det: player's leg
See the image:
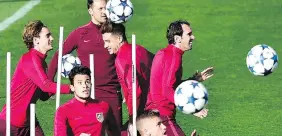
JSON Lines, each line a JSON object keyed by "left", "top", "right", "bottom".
{"left": 0, "top": 119, "right": 27, "bottom": 136}
{"left": 96, "top": 91, "right": 123, "bottom": 129}
{"left": 0, "top": 119, "right": 28, "bottom": 136}
{"left": 9, "top": 122, "right": 45, "bottom": 136}
{"left": 0, "top": 119, "right": 46, "bottom": 136}
{"left": 160, "top": 116, "right": 185, "bottom": 136}
{"left": 121, "top": 130, "right": 128, "bottom": 136}
{"left": 12, "top": 127, "right": 28, "bottom": 136}
{"left": 35, "top": 122, "right": 45, "bottom": 136}
{"left": 121, "top": 120, "right": 130, "bottom": 136}
{"left": 0, "top": 119, "right": 6, "bottom": 135}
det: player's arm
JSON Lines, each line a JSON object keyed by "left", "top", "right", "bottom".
{"left": 105, "top": 105, "right": 121, "bottom": 136}
{"left": 161, "top": 54, "right": 181, "bottom": 104}
{"left": 54, "top": 107, "right": 68, "bottom": 136}
{"left": 23, "top": 56, "right": 70, "bottom": 94}
{"left": 47, "top": 29, "right": 79, "bottom": 81}
{"left": 124, "top": 64, "right": 142, "bottom": 116}
{"left": 115, "top": 62, "right": 129, "bottom": 109}
{"left": 115, "top": 61, "right": 141, "bottom": 116}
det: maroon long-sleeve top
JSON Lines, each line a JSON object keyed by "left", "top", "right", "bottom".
{"left": 48, "top": 21, "right": 120, "bottom": 97}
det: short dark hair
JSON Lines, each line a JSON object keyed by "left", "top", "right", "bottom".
{"left": 136, "top": 110, "right": 160, "bottom": 122}
{"left": 68, "top": 66, "right": 91, "bottom": 85}
{"left": 87, "top": 0, "right": 107, "bottom": 9}
{"left": 166, "top": 20, "right": 190, "bottom": 44}
{"left": 87, "top": 0, "right": 93, "bottom": 9}
{"left": 100, "top": 20, "right": 127, "bottom": 42}
{"left": 22, "top": 20, "right": 47, "bottom": 49}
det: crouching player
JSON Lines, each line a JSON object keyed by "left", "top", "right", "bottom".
{"left": 146, "top": 20, "right": 214, "bottom": 136}
{"left": 54, "top": 66, "right": 120, "bottom": 136}
{"left": 100, "top": 21, "right": 154, "bottom": 135}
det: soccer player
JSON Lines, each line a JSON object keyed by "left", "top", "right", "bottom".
{"left": 146, "top": 20, "right": 214, "bottom": 136}
{"left": 54, "top": 66, "right": 120, "bottom": 136}
{"left": 137, "top": 110, "right": 167, "bottom": 136}
{"left": 136, "top": 110, "right": 199, "bottom": 136}
{"left": 47, "top": 0, "right": 123, "bottom": 129}
{"left": 0, "top": 20, "right": 71, "bottom": 136}
{"left": 100, "top": 21, "right": 154, "bottom": 134}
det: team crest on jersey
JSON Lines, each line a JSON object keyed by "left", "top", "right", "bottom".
{"left": 96, "top": 112, "right": 104, "bottom": 123}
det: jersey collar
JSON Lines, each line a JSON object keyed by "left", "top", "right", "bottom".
{"left": 29, "top": 48, "right": 47, "bottom": 59}
{"left": 168, "top": 44, "right": 184, "bottom": 55}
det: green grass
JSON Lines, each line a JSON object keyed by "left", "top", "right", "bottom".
{"left": 0, "top": 0, "right": 28, "bottom": 22}
{"left": 1, "top": 0, "right": 282, "bottom": 135}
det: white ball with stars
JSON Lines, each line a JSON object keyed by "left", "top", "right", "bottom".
{"left": 106, "top": 0, "right": 134, "bottom": 24}
{"left": 174, "top": 80, "right": 208, "bottom": 114}
{"left": 246, "top": 44, "right": 278, "bottom": 76}
{"left": 61, "top": 54, "right": 82, "bottom": 78}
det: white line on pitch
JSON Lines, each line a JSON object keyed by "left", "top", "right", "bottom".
{"left": 0, "top": 0, "right": 41, "bottom": 32}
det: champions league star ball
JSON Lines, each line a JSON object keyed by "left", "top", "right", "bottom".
{"left": 174, "top": 80, "right": 208, "bottom": 114}
{"left": 106, "top": 0, "right": 134, "bottom": 24}
{"left": 61, "top": 54, "right": 81, "bottom": 78}
{"left": 246, "top": 44, "right": 278, "bottom": 76}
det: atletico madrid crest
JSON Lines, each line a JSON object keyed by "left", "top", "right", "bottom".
{"left": 96, "top": 112, "right": 104, "bottom": 123}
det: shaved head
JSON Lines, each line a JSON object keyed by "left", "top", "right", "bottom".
{"left": 137, "top": 110, "right": 167, "bottom": 136}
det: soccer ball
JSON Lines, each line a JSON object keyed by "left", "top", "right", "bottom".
{"left": 174, "top": 80, "right": 208, "bottom": 114}
{"left": 106, "top": 0, "right": 134, "bottom": 24}
{"left": 61, "top": 54, "right": 81, "bottom": 78}
{"left": 246, "top": 44, "right": 278, "bottom": 76}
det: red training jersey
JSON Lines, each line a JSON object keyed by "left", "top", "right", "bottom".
{"left": 146, "top": 44, "right": 184, "bottom": 118}
{"left": 115, "top": 42, "right": 154, "bottom": 116}
{"left": 48, "top": 21, "right": 120, "bottom": 97}
{"left": 0, "top": 48, "right": 70, "bottom": 127}
{"left": 54, "top": 98, "right": 120, "bottom": 136}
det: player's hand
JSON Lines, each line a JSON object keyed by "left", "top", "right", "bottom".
{"left": 194, "top": 67, "right": 214, "bottom": 82}
{"left": 193, "top": 108, "right": 208, "bottom": 119}
{"left": 50, "top": 94, "right": 56, "bottom": 100}
{"left": 80, "top": 133, "right": 91, "bottom": 136}
{"left": 123, "top": 98, "right": 126, "bottom": 103}
{"left": 191, "top": 129, "right": 199, "bottom": 136}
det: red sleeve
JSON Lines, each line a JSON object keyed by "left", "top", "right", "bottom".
{"left": 47, "top": 29, "right": 79, "bottom": 81}
{"left": 161, "top": 53, "right": 181, "bottom": 104}
{"left": 54, "top": 106, "right": 68, "bottom": 136}
{"left": 115, "top": 61, "right": 128, "bottom": 101}
{"left": 115, "top": 59, "right": 141, "bottom": 116}
{"left": 23, "top": 55, "right": 70, "bottom": 94}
